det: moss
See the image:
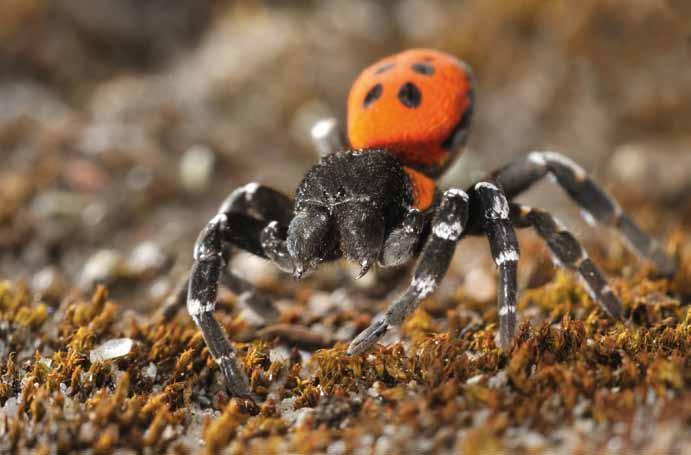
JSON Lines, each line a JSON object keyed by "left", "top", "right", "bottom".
{"left": 0, "top": 231, "right": 689, "bottom": 453}
{"left": 2, "top": 187, "right": 685, "bottom": 446}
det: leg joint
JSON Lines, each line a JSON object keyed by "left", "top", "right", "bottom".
{"left": 474, "top": 182, "right": 510, "bottom": 221}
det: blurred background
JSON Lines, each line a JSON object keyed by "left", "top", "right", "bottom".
{"left": 1, "top": 0, "right": 690, "bottom": 310}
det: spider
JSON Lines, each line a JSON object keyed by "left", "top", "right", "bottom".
{"left": 167, "top": 49, "right": 675, "bottom": 397}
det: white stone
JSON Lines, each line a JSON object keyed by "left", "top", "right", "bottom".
{"left": 90, "top": 338, "right": 134, "bottom": 363}
{"left": 180, "top": 144, "right": 215, "bottom": 192}
{"left": 79, "top": 249, "right": 123, "bottom": 289}
{"left": 144, "top": 363, "right": 157, "bottom": 380}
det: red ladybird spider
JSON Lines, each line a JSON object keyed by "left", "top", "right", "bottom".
{"left": 165, "top": 49, "right": 675, "bottom": 398}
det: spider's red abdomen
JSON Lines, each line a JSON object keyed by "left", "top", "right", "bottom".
{"left": 347, "top": 49, "right": 474, "bottom": 179}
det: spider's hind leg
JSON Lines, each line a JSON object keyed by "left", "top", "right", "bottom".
{"left": 492, "top": 151, "right": 675, "bottom": 276}
{"left": 509, "top": 202, "right": 623, "bottom": 320}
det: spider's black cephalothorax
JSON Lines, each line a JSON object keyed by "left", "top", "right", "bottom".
{"left": 289, "top": 150, "right": 415, "bottom": 278}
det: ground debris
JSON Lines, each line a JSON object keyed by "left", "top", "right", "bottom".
{"left": 89, "top": 338, "right": 134, "bottom": 363}
{"left": 6, "top": 247, "right": 690, "bottom": 454}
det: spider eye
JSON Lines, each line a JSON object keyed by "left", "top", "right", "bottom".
{"left": 397, "top": 82, "right": 421, "bottom": 108}
{"left": 363, "top": 83, "right": 383, "bottom": 108}
{"left": 411, "top": 63, "right": 434, "bottom": 75}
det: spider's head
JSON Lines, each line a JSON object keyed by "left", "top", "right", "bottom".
{"left": 289, "top": 149, "right": 414, "bottom": 279}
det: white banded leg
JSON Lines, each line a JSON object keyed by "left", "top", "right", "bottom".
{"left": 187, "top": 213, "right": 252, "bottom": 397}
{"left": 347, "top": 188, "right": 470, "bottom": 355}
{"left": 492, "top": 151, "right": 675, "bottom": 276}
{"left": 163, "top": 183, "right": 292, "bottom": 321}
{"left": 473, "top": 182, "right": 520, "bottom": 350}
{"left": 509, "top": 203, "right": 623, "bottom": 320}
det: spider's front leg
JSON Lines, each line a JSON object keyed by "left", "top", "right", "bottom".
{"left": 162, "top": 183, "right": 293, "bottom": 321}
{"left": 347, "top": 188, "right": 470, "bottom": 356}
{"left": 184, "top": 183, "right": 296, "bottom": 397}
{"left": 472, "top": 182, "right": 521, "bottom": 349}
{"left": 492, "top": 151, "right": 675, "bottom": 275}
{"left": 187, "top": 212, "right": 257, "bottom": 397}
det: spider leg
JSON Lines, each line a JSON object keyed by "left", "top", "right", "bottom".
{"left": 172, "top": 182, "right": 294, "bottom": 397}
{"left": 187, "top": 212, "right": 257, "bottom": 397}
{"left": 162, "top": 268, "right": 278, "bottom": 321}
{"left": 218, "top": 182, "right": 293, "bottom": 226}
{"left": 472, "top": 182, "right": 521, "bottom": 350}
{"left": 162, "top": 183, "right": 293, "bottom": 320}
{"left": 509, "top": 202, "right": 623, "bottom": 319}
{"left": 347, "top": 188, "right": 469, "bottom": 355}
{"left": 492, "top": 151, "right": 675, "bottom": 276}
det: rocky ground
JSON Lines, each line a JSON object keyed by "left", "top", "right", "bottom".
{"left": 0, "top": 1, "right": 690, "bottom": 453}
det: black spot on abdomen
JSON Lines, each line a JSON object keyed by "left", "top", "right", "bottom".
{"left": 397, "top": 82, "right": 421, "bottom": 108}
{"left": 375, "top": 63, "right": 395, "bottom": 74}
{"left": 363, "top": 83, "right": 383, "bottom": 108}
{"left": 411, "top": 63, "right": 434, "bottom": 75}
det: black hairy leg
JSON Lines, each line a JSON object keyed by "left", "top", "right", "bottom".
{"left": 180, "top": 183, "right": 296, "bottom": 397}
{"left": 187, "top": 211, "right": 253, "bottom": 397}
{"left": 161, "top": 183, "right": 293, "bottom": 321}
{"left": 471, "top": 182, "right": 521, "bottom": 349}
{"left": 509, "top": 203, "right": 623, "bottom": 319}
{"left": 492, "top": 151, "right": 675, "bottom": 276}
{"left": 347, "top": 188, "right": 469, "bottom": 355}
{"left": 162, "top": 266, "right": 278, "bottom": 322}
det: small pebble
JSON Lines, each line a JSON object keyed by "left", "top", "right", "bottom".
{"left": 81, "top": 201, "right": 108, "bottom": 227}
{"left": 465, "top": 374, "right": 484, "bottom": 385}
{"left": 488, "top": 371, "right": 508, "bottom": 389}
{"left": 126, "top": 241, "right": 168, "bottom": 276}
{"left": 63, "top": 159, "right": 110, "bottom": 192}
{"left": 463, "top": 268, "right": 496, "bottom": 302}
{"left": 307, "top": 291, "right": 335, "bottom": 318}
{"left": 144, "top": 363, "right": 157, "bottom": 380}
{"left": 89, "top": 338, "right": 134, "bottom": 363}
{"left": 327, "top": 440, "right": 347, "bottom": 455}
{"left": 180, "top": 145, "right": 215, "bottom": 192}
{"left": 79, "top": 249, "right": 123, "bottom": 289}
{"left": 32, "top": 266, "right": 66, "bottom": 300}
{"left": 31, "top": 191, "right": 90, "bottom": 218}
